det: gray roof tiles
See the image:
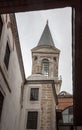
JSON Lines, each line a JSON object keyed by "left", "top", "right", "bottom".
{"left": 38, "top": 22, "right": 55, "bottom": 47}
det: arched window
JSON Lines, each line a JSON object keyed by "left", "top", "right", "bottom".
{"left": 62, "top": 106, "right": 73, "bottom": 124}
{"left": 42, "top": 59, "right": 49, "bottom": 76}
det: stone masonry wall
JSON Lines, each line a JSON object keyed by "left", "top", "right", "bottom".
{"left": 32, "top": 47, "right": 59, "bottom": 78}
{"left": 41, "top": 83, "right": 55, "bottom": 130}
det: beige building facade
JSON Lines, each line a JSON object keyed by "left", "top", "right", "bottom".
{"left": 20, "top": 22, "right": 62, "bottom": 130}
{"left": 0, "top": 14, "right": 25, "bottom": 130}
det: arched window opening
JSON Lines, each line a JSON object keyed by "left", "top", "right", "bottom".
{"left": 42, "top": 59, "right": 49, "bottom": 76}
{"left": 62, "top": 106, "right": 73, "bottom": 124}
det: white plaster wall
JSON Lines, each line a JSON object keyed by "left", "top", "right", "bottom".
{"left": 20, "top": 83, "right": 42, "bottom": 130}
{"left": 0, "top": 14, "right": 24, "bottom": 130}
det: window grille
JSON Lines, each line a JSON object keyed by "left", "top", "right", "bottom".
{"left": 30, "top": 88, "right": 39, "bottom": 101}
{"left": 26, "top": 111, "right": 38, "bottom": 129}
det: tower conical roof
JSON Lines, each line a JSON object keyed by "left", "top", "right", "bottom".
{"left": 37, "top": 21, "right": 55, "bottom": 47}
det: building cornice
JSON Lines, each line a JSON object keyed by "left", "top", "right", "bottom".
{"left": 31, "top": 45, "right": 60, "bottom": 53}
{"left": 26, "top": 79, "right": 54, "bottom": 84}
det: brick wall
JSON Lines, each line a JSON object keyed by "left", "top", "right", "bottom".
{"left": 57, "top": 97, "right": 73, "bottom": 110}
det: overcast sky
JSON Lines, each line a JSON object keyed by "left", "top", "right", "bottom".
{"left": 15, "top": 7, "right": 72, "bottom": 94}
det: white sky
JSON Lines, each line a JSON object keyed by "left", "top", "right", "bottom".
{"left": 15, "top": 7, "right": 72, "bottom": 94}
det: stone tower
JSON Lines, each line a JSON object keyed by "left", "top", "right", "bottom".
{"left": 32, "top": 21, "right": 61, "bottom": 94}
{"left": 20, "top": 22, "right": 62, "bottom": 130}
